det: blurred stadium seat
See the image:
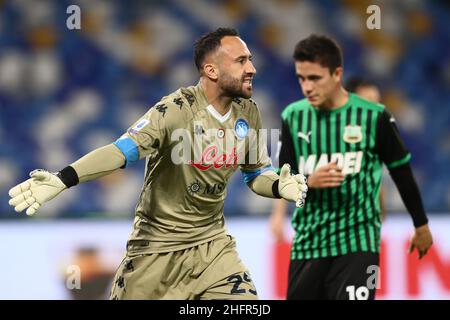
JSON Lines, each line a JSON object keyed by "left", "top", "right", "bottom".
{"left": 0, "top": 0, "right": 449, "bottom": 218}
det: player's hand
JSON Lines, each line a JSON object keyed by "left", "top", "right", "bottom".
{"left": 409, "top": 224, "right": 433, "bottom": 259}
{"left": 278, "top": 164, "right": 308, "bottom": 208}
{"left": 8, "top": 169, "right": 67, "bottom": 216}
{"left": 307, "top": 162, "right": 345, "bottom": 189}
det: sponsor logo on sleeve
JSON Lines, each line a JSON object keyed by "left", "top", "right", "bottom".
{"left": 128, "top": 119, "right": 150, "bottom": 135}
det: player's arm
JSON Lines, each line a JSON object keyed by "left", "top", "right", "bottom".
{"left": 8, "top": 101, "right": 170, "bottom": 216}
{"left": 247, "top": 164, "right": 307, "bottom": 207}
{"left": 278, "top": 118, "right": 297, "bottom": 173}
{"left": 7, "top": 143, "right": 126, "bottom": 216}
{"left": 269, "top": 117, "right": 298, "bottom": 241}
{"left": 390, "top": 164, "right": 432, "bottom": 259}
{"left": 376, "top": 109, "right": 433, "bottom": 259}
{"left": 68, "top": 144, "right": 126, "bottom": 183}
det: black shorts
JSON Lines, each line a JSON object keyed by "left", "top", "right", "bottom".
{"left": 287, "top": 252, "right": 379, "bottom": 300}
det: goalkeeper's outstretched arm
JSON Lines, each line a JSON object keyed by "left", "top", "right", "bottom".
{"left": 248, "top": 164, "right": 308, "bottom": 208}
{"left": 8, "top": 143, "right": 125, "bottom": 216}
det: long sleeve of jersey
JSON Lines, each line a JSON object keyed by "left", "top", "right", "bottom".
{"left": 70, "top": 144, "right": 126, "bottom": 183}
{"left": 389, "top": 164, "right": 428, "bottom": 227}
{"left": 375, "top": 109, "right": 428, "bottom": 227}
{"left": 114, "top": 101, "right": 172, "bottom": 167}
{"left": 279, "top": 118, "right": 298, "bottom": 174}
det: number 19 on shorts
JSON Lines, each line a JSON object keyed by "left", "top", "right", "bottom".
{"left": 346, "top": 285, "right": 370, "bottom": 300}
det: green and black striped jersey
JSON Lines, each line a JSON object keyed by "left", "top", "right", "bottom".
{"left": 279, "top": 93, "right": 411, "bottom": 259}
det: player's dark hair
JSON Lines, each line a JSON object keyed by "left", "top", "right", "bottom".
{"left": 293, "top": 34, "right": 343, "bottom": 73}
{"left": 194, "top": 27, "right": 239, "bottom": 72}
{"left": 345, "top": 77, "right": 378, "bottom": 92}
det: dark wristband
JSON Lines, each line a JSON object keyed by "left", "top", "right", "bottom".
{"left": 57, "top": 166, "right": 79, "bottom": 188}
{"left": 272, "top": 179, "right": 282, "bottom": 199}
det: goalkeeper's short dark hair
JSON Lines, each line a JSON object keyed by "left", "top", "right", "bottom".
{"left": 293, "top": 34, "right": 343, "bottom": 74}
{"left": 194, "top": 27, "right": 239, "bottom": 73}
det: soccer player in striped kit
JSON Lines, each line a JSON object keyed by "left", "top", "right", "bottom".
{"left": 270, "top": 34, "right": 433, "bottom": 300}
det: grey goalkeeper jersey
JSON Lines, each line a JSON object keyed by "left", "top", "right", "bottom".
{"left": 114, "top": 83, "right": 272, "bottom": 254}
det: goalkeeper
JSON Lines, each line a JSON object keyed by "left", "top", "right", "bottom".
{"left": 8, "top": 28, "right": 307, "bottom": 300}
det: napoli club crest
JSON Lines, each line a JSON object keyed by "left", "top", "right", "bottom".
{"left": 234, "top": 118, "right": 249, "bottom": 140}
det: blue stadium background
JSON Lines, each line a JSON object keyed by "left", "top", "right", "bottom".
{"left": 0, "top": 0, "right": 449, "bottom": 218}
